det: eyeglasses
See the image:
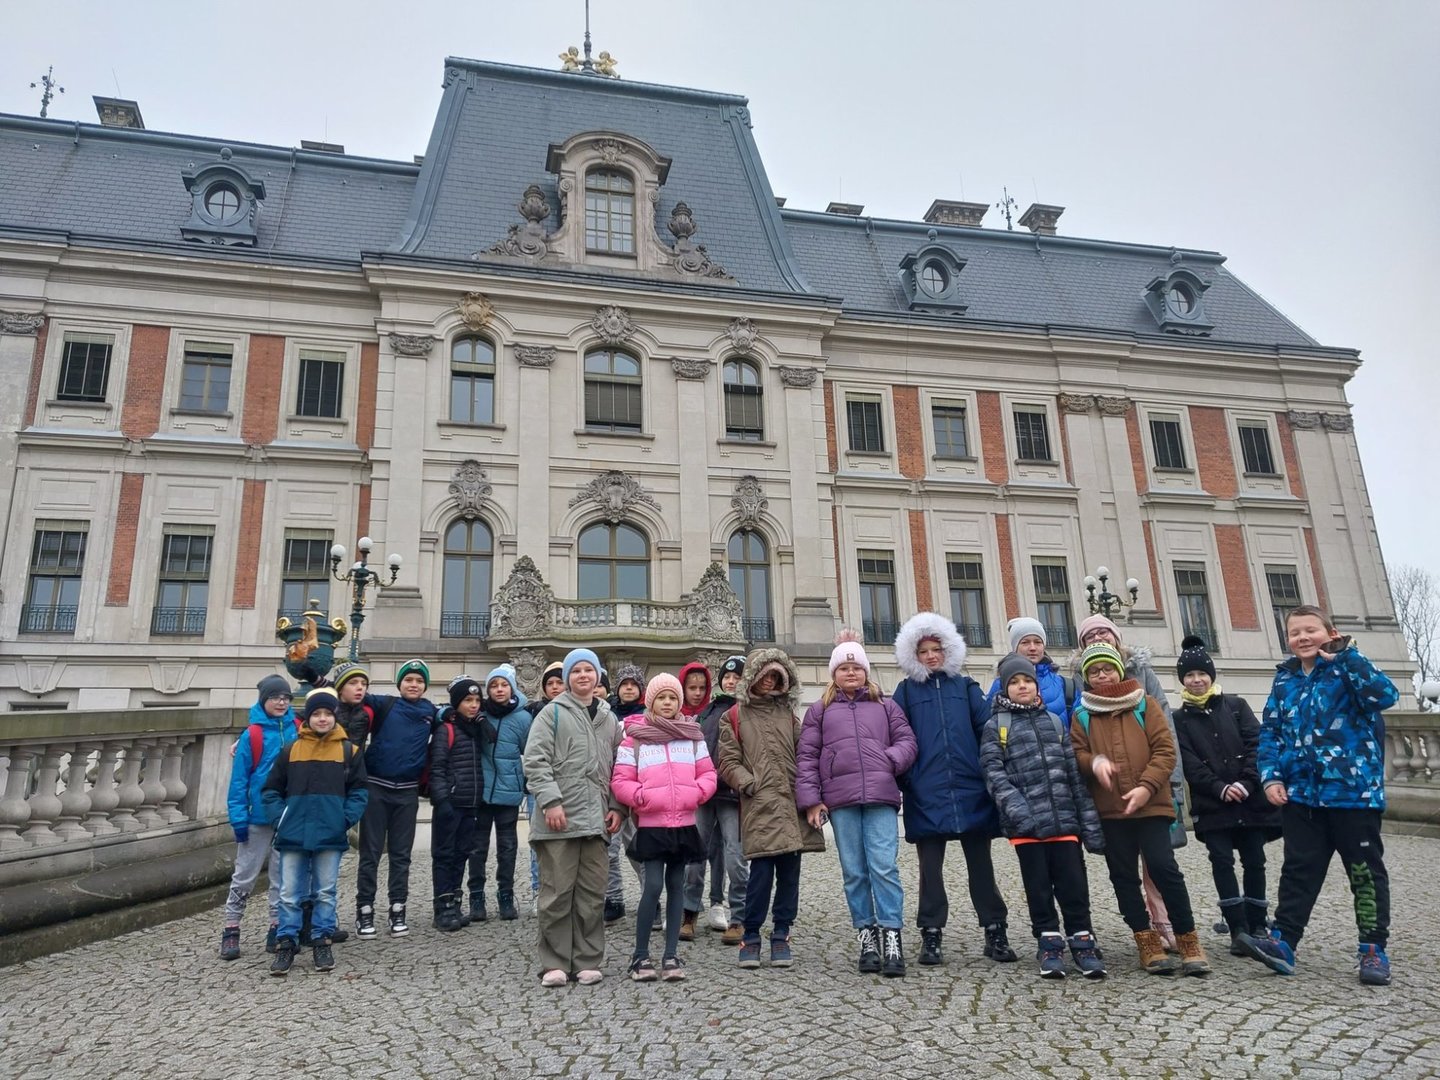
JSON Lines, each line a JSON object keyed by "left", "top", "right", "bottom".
{"left": 267, "top": 694, "right": 291, "bottom": 703}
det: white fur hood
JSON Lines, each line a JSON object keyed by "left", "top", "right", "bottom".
{"left": 893, "top": 612, "right": 968, "bottom": 682}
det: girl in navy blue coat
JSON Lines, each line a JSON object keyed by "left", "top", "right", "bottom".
{"left": 892, "top": 612, "right": 1015, "bottom": 967}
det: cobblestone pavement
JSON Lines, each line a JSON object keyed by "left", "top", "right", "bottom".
{"left": 4, "top": 826, "right": 1439, "bottom": 1080}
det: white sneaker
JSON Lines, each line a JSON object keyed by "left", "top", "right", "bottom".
{"left": 707, "top": 904, "right": 729, "bottom": 932}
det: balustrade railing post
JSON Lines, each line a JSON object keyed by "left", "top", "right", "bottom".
{"left": 110, "top": 746, "right": 145, "bottom": 833}
{"left": 84, "top": 742, "right": 121, "bottom": 836}
{"left": 54, "top": 744, "right": 93, "bottom": 842}
{"left": 134, "top": 739, "right": 167, "bottom": 830}
{"left": 0, "top": 747, "right": 35, "bottom": 851}
{"left": 1388, "top": 732, "right": 1410, "bottom": 782}
{"left": 20, "top": 745, "right": 64, "bottom": 846}
{"left": 157, "top": 737, "right": 190, "bottom": 824}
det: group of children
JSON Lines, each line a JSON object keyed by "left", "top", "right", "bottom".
{"left": 222, "top": 598, "right": 1400, "bottom": 988}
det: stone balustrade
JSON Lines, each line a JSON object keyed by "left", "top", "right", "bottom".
{"left": 1387, "top": 711, "right": 1440, "bottom": 786}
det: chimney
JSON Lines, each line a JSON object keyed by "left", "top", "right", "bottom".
{"left": 1018, "top": 203, "right": 1064, "bottom": 236}
{"left": 93, "top": 96, "right": 144, "bottom": 130}
{"left": 825, "top": 201, "right": 864, "bottom": 216}
{"left": 301, "top": 140, "right": 345, "bottom": 154}
{"left": 774, "top": 196, "right": 786, "bottom": 207}
{"left": 923, "top": 199, "right": 988, "bottom": 228}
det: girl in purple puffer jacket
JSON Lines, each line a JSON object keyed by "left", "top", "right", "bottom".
{"left": 798, "top": 633, "right": 918, "bottom": 977}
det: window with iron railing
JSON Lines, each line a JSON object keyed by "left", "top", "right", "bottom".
{"left": 728, "top": 529, "right": 773, "bottom": 641}
{"left": 278, "top": 529, "right": 333, "bottom": 621}
{"left": 858, "top": 549, "right": 898, "bottom": 645}
{"left": 441, "top": 518, "right": 493, "bottom": 637}
{"left": 22, "top": 521, "right": 87, "bottom": 634}
{"left": 1032, "top": 559, "right": 1075, "bottom": 648}
{"left": 153, "top": 526, "right": 213, "bottom": 636}
{"left": 947, "top": 556, "right": 990, "bottom": 648}
{"left": 1266, "top": 565, "right": 1303, "bottom": 651}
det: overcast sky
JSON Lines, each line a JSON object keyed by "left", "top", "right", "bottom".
{"left": 4, "top": 1, "right": 1436, "bottom": 590}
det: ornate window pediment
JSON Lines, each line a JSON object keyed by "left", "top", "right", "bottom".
{"left": 1143, "top": 263, "right": 1214, "bottom": 336}
{"left": 899, "top": 240, "right": 968, "bottom": 313}
{"left": 180, "top": 148, "right": 266, "bottom": 246}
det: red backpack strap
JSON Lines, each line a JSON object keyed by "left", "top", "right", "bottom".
{"left": 447, "top": 721, "right": 456, "bottom": 748}
{"left": 248, "top": 724, "right": 265, "bottom": 767}
{"left": 727, "top": 704, "right": 741, "bottom": 744}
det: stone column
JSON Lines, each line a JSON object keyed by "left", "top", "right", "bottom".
{"left": 83, "top": 742, "right": 121, "bottom": 836}
{"left": 134, "top": 740, "right": 168, "bottom": 830}
{"left": 513, "top": 345, "right": 556, "bottom": 566}
{"left": 20, "top": 746, "right": 63, "bottom": 846}
{"left": 54, "top": 745, "right": 93, "bottom": 841}
{"left": 158, "top": 737, "right": 191, "bottom": 824}
{"left": 673, "top": 361, "right": 713, "bottom": 587}
{"left": 0, "top": 747, "right": 35, "bottom": 850}
{"left": 0, "top": 314, "right": 43, "bottom": 572}
{"left": 110, "top": 746, "right": 145, "bottom": 833}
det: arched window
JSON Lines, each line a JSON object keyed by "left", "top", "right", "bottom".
{"left": 723, "top": 359, "right": 764, "bottom": 441}
{"left": 728, "top": 529, "right": 773, "bottom": 641}
{"left": 440, "top": 519, "right": 493, "bottom": 636}
{"left": 583, "top": 348, "right": 642, "bottom": 432}
{"left": 584, "top": 169, "right": 635, "bottom": 254}
{"left": 449, "top": 336, "right": 495, "bottom": 424}
{"left": 578, "top": 521, "right": 650, "bottom": 600}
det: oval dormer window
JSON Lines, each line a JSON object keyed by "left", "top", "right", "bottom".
{"left": 204, "top": 182, "right": 242, "bottom": 223}
{"left": 1167, "top": 283, "right": 1195, "bottom": 315}
{"left": 919, "top": 261, "right": 949, "bottom": 296}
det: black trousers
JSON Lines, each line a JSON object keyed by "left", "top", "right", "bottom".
{"left": 1274, "top": 805, "right": 1389, "bottom": 949}
{"left": 468, "top": 802, "right": 521, "bottom": 899}
{"left": 1014, "top": 840, "right": 1092, "bottom": 938}
{"left": 741, "top": 852, "right": 802, "bottom": 939}
{"left": 1202, "top": 826, "right": 1271, "bottom": 908}
{"left": 431, "top": 800, "right": 479, "bottom": 899}
{"left": 356, "top": 783, "right": 419, "bottom": 907}
{"left": 914, "top": 833, "right": 1008, "bottom": 930}
{"left": 1100, "top": 817, "right": 1195, "bottom": 936}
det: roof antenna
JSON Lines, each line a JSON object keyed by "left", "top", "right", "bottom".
{"left": 995, "top": 186, "right": 1017, "bottom": 231}
{"left": 30, "top": 65, "right": 65, "bottom": 119}
{"left": 111, "top": 68, "right": 123, "bottom": 97}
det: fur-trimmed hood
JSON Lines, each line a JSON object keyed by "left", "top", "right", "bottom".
{"left": 738, "top": 647, "right": 803, "bottom": 708}
{"left": 893, "top": 612, "right": 968, "bottom": 682}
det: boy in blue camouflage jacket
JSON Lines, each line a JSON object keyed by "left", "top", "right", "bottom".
{"left": 1247, "top": 605, "right": 1399, "bottom": 985}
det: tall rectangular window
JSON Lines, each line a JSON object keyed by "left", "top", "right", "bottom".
{"left": 1150, "top": 414, "right": 1187, "bottom": 469}
{"left": 947, "top": 556, "right": 990, "bottom": 647}
{"left": 932, "top": 403, "right": 970, "bottom": 459}
{"left": 280, "top": 529, "right": 333, "bottom": 619}
{"left": 21, "top": 521, "right": 86, "bottom": 634}
{"left": 1032, "top": 559, "right": 1074, "bottom": 648}
{"left": 153, "top": 526, "right": 213, "bottom": 636}
{"left": 1266, "top": 565, "right": 1303, "bottom": 650}
{"left": 295, "top": 349, "right": 345, "bottom": 419}
{"left": 1174, "top": 563, "right": 1217, "bottom": 646}
{"left": 583, "top": 349, "right": 643, "bottom": 432}
{"left": 723, "top": 359, "right": 764, "bottom": 441}
{"left": 178, "top": 342, "right": 233, "bottom": 413}
{"left": 1238, "top": 420, "right": 1277, "bottom": 475}
{"left": 56, "top": 334, "right": 114, "bottom": 403}
{"left": 857, "top": 549, "right": 898, "bottom": 645}
{"left": 846, "top": 395, "right": 885, "bottom": 453}
{"left": 1013, "top": 405, "right": 1053, "bottom": 462}
{"left": 584, "top": 170, "right": 636, "bottom": 254}
{"left": 449, "top": 337, "right": 496, "bottom": 424}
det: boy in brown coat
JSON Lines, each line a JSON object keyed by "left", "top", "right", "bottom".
{"left": 1072, "top": 643, "right": 1209, "bottom": 977}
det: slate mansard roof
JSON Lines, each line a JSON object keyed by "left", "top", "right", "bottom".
{"left": 0, "top": 57, "right": 1338, "bottom": 355}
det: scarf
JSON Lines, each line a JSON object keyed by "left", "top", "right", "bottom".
{"left": 994, "top": 693, "right": 1045, "bottom": 716}
{"left": 1181, "top": 684, "right": 1223, "bottom": 708}
{"left": 1080, "top": 678, "right": 1145, "bottom": 716}
{"left": 629, "top": 714, "right": 704, "bottom": 744}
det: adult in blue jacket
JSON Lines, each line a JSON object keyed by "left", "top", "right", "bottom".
{"left": 893, "top": 613, "right": 1014, "bottom": 968}
{"left": 985, "top": 617, "right": 1076, "bottom": 725}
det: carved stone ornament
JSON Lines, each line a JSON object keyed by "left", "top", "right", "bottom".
{"left": 0, "top": 311, "right": 44, "bottom": 335}
{"left": 596, "top": 138, "right": 625, "bottom": 166}
{"left": 488, "top": 185, "right": 553, "bottom": 258}
{"left": 1059, "top": 392, "right": 1096, "bottom": 414}
{"left": 1095, "top": 395, "right": 1132, "bottom": 416}
{"left": 590, "top": 305, "right": 636, "bottom": 346}
{"left": 568, "top": 469, "right": 661, "bottom": 524}
{"left": 509, "top": 647, "right": 548, "bottom": 699}
{"left": 490, "top": 556, "right": 554, "bottom": 637}
{"left": 1322, "top": 412, "right": 1354, "bottom": 433}
{"left": 515, "top": 344, "right": 557, "bottom": 368}
{"left": 664, "top": 203, "right": 731, "bottom": 280}
{"left": 388, "top": 332, "right": 438, "bottom": 357}
{"left": 458, "top": 292, "right": 496, "bottom": 332}
{"left": 731, "top": 475, "right": 768, "bottom": 528}
{"left": 690, "top": 561, "right": 744, "bottom": 640}
{"left": 1286, "top": 410, "right": 1323, "bottom": 429}
{"left": 777, "top": 365, "right": 817, "bottom": 388}
{"left": 727, "top": 317, "right": 758, "bottom": 355}
{"left": 448, "top": 460, "right": 493, "bottom": 521}
{"left": 670, "top": 357, "right": 711, "bottom": 380}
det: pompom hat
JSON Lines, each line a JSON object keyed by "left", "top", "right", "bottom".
{"left": 1176, "top": 635, "right": 1217, "bottom": 681}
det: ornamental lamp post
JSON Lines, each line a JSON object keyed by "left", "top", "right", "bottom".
{"left": 330, "top": 535, "right": 403, "bottom": 661}
{"left": 1082, "top": 566, "right": 1141, "bottom": 621}
{"left": 1420, "top": 680, "right": 1440, "bottom": 713}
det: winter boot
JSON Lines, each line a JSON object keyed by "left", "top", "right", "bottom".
{"left": 857, "top": 925, "right": 882, "bottom": 974}
{"left": 356, "top": 903, "right": 376, "bottom": 937}
{"left": 918, "top": 928, "right": 944, "bottom": 967}
{"left": 1358, "top": 943, "right": 1392, "bottom": 986}
{"left": 679, "top": 910, "right": 698, "bottom": 942}
{"left": 388, "top": 902, "right": 410, "bottom": 936}
{"left": 983, "top": 922, "right": 1018, "bottom": 962}
{"left": 330, "top": 928, "right": 349, "bottom": 943}
{"left": 443, "top": 894, "right": 467, "bottom": 932}
{"left": 269, "top": 937, "right": 296, "bottom": 977}
{"left": 1220, "top": 898, "right": 1248, "bottom": 956}
{"left": 312, "top": 936, "right": 335, "bottom": 972}
{"left": 1068, "top": 931, "right": 1107, "bottom": 979}
{"left": 219, "top": 926, "right": 240, "bottom": 961}
{"left": 497, "top": 891, "right": 518, "bottom": 921}
{"left": 1134, "top": 929, "right": 1179, "bottom": 975}
{"left": 604, "top": 898, "right": 626, "bottom": 924}
{"left": 433, "top": 893, "right": 451, "bottom": 930}
{"left": 1240, "top": 927, "right": 1296, "bottom": 976}
{"left": 1244, "top": 897, "right": 1271, "bottom": 938}
{"left": 880, "top": 928, "right": 906, "bottom": 977}
{"left": 1176, "top": 930, "right": 1212, "bottom": 977}
{"left": 722, "top": 922, "right": 744, "bottom": 946}
{"left": 1036, "top": 932, "right": 1067, "bottom": 978}
{"left": 298, "top": 900, "right": 314, "bottom": 946}
{"left": 469, "top": 894, "right": 488, "bottom": 924}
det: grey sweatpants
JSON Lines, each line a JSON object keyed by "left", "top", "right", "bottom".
{"left": 223, "top": 824, "right": 280, "bottom": 926}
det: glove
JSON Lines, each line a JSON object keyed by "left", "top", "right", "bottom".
{"left": 232, "top": 825, "right": 249, "bottom": 845}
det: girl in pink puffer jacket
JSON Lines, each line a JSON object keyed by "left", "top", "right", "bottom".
{"left": 611, "top": 673, "right": 717, "bottom": 982}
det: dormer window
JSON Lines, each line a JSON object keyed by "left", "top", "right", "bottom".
{"left": 203, "top": 183, "right": 241, "bottom": 223}
{"left": 1144, "top": 263, "right": 1214, "bottom": 336}
{"left": 180, "top": 148, "right": 265, "bottom": 246}
{"left": 899, "top": 241, "right": 968, "bottom": 313}
{"left": 585, "top": 169, "right": 635, "bottom": 254}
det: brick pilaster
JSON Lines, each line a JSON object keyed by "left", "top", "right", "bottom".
{"left": 106, "top": 473, "right": 146, "bottom": 606}
{"left": 119, "top": 325, "right": 170, "bottom": 439}
{"left": 1276, "top": 411, "right": 1306, "bottom": 500}
{"left": 977, "top": 391, "right": 1009, "bottom": 484}
{"left": 357, "top": 341, "right": 379, "bottom": 453}
{"left": 1141, "top": 519, "right": 1163, "bottom": 610}
{"left": 23, "top": 319, "right": 48, "bottom": 427}
{"left": 1189, "top": 406, "right": 1238, "bottom": 499}
{"left": 994, "top": 512, "right": 1019, "bottom": 620}
{"left": 356, "top": 483, "right": 372, "bottom": 541}
{"left": 894, "top": 386, "right": 925, "bottom": 479}
{"left": 242, "top": 334, "right": 285, "bottom": 446}
{"left": 908, "top": 509, "right": 933, "bottom": 611}
{"left": 822, "top": 379, "right": 838, "bottom": 473}
{"left": 231, "top": 479, "right": 267, "bottom": 609}
{"left": 1124, "top": 407, "right": 1149, "bottom": 494}
{"left": 830, "top": 505, "right": 844, "bottom": 621}
{"left": 1213, "top": 523, "right": 1260, "bottom": 630}
{"left": 1303, "top": 526, "right": 1330, "bottom": 614}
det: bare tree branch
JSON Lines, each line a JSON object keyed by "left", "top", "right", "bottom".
{"left": 1390, "top": 564, "right": 1440, "bottom": 708}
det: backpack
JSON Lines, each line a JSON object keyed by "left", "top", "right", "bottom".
{"left": 994, "top": 708, "right": 1066, "bottom": 757}
{"left": 1073, "top": 695, "right": 1147, "bottom": 735}
{"left": 1059, "top": 675, "right": 1076, "bottom": 713}
{"left": 246, "top": 717, "right": 303, "bottom": 768}
{"left": 419, "top": 720, "right": 456, "bottom": 801}
{"left": 727, "top": 704, "right": 741, "bottom": 744}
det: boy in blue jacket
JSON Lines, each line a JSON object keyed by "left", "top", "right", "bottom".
{"left": 355, "top": 658, "right": 438, "bottom": 938}
{"left": 219, "top": 674, "right": 298, "bottom": 960}
{"left": 1246, "top": 605, "right": 1400, "bottom": 985}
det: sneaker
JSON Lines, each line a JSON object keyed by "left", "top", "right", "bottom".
{"left": 356, "top": 905, "right": 376, "bottom": 937}
{"left": 1068, "top": 932, "right": 1106, "bottom": 979}
{"left": 629, "top": 956, "right": 658, "bottom": 982}
{"left": 919, "top": 928, "right": 943, "bottom": 967}
{"left": 707, "top": 904, "right": 729, "bottom": 932}
{"left": 540, "top": 968, "right": 568, "bottom": 988}
{"left": 738, "top": 938, "right": 762, "bottom": 969}
{"left": 722, "top": 922, "right": 744, "bottom": 946}
{"left": 880, "top": 928, "right": 906, "bottom": 978}
{"left": 269, "top": 937, "right": 295, "bottom": 977}
{"left": 265, "top": 924, "right": 278, "bottom": 954}
{"left": 1037, "top": 933, "right": 1067, "bottom": 978}
{"left": 1358, "top": 944, "right": 1391, "bottom": 986}
{"left": 660, "top": 956, "right": 687, "bottom": 981}
{"left": 857, "top": 925, "right": 882, "bottom": 974}
{"left": 312, "top": 936, "right": 335, "bottom": 972}
{"left": 388, "top": 903, "right": 410, "bottom": 937}
{"left": 983, "top": 922, "right": 1018, "bottom": 963}
{"left": 770, "top": 934, "right": 792, "bottom": 968}
{"left": 498, "top": 892, "right": 518, "bottom": 921}
{"left": 575, "top": 969, "right": 604, "bottom": 985}
{"left": 1240, "top": 928, "right": 1296, "bottom": 976}
{"left": 329, "top": 928, "right": 349, "bottom": 944}
{"left": 219, "top": 926, "right": 240, "bottom": 961}
{"left": 679, "top": 911, "right": 697, "bottom": 942}
{"left": 604, "top": 899, "right": 626, "bottom": 924}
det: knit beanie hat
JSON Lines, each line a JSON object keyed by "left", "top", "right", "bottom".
{"left": 395, "top": 659, "right": 430, "bottom": 688}
{"left": 257, "top": 674, "right": 292, "bottom": 703}
{"left": 541, "top": 661, "right": 564, "bottom": 687}
{"left": 720, "top": 654, "right": 746, "bottom": 679}
{"left": 598, "top": 669, "right": 611, "bottom": 694}
{"left": 828, "top": 639, "right": 872, "bottom": 677}
{"left": 484, "top": 664, "right": 521, "bottom": 701}
{"left": 996, "top": 653, "right": 1038, "bottom": 694}
{"left": 615, "top": 663, "right": 646, "bottom": 690}
{"left": 302, "top": 688, "right": 339, "bottom": 720}
{"left": 448, "top": 674, "right": 482, "bottom": 708}
{"left": 1077, "top": 614, "right": 1122, "bottom": 646}
{"left": 1006, "top": 617, "right": 1047, "bottom": 651}
{"left": 562, "top": 648, "right": 602, "bottom": 687}
{"left": 1176, "top": 635, "right": 1217, "bottom": 681}
{"left": 1080, "top": 642, "right": 1126, "bottom": 681}
{"left": 330, "top": 661, "right": 369, "bottom": 693}
{"left": 644, "top": 673, "right": 684, "bottom": 709}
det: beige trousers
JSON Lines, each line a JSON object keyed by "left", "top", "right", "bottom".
{"left": 534, "top": 836, "right": 609, "bottom": 976}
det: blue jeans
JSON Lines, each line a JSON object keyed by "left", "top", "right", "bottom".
{"left": 828, "top": 804, "right": 904, "bottom": 930}
{"left": 276, "top": 848, "right": 343, "bottom": 943}
{"left": 526, "top": 795, "right": 540, "bottom": 894}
